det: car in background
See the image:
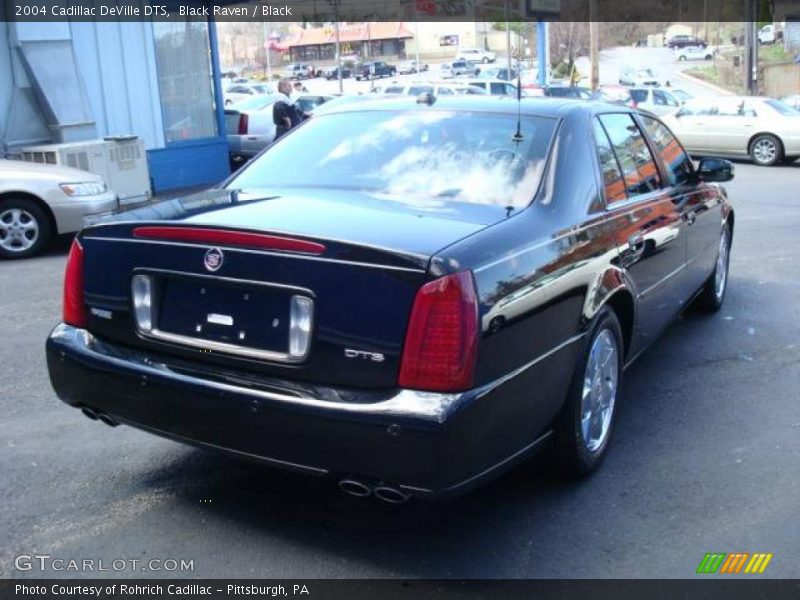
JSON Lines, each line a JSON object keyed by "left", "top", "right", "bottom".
{"left": 543, "top": 85, "right": 592, "bottom": 99}
{"left": 674, "top": 46, "right": 715, "bottom": 61}
{"left": 440, "top": 59, "right": 479, "bottom": 79}
{"left": 478, "top": 67, "right": 519, "bottom": 81}
{"left": 667, "top": 34, "right": 707, "bottom": 49}
{"left": 619, "top": 67, "right": 666, "bottom": 87}
{"left": 456, "top": 47, "right": 496, "bottom": 63}
{"left": 590, "top": 85, "right": 636, "bottom": 107}
{"left": 223, "top": 83, "right": 274, "bottom": 106}
{"left": 629, "top": 87, "right": 681, "bottom": 115}
{"left": 397, "top": 60, "right": 428, "bottom": 74}
{"left": 671, "top": 89, "right": 693, "bottom": 104}
{"left": 662, "top": 96, "right": 800, "bottom": 166}
{"left": 377, "top": 81, "right": 487, "bottom": 96}
{"left": 780, "top": 94, "right": 800, "bottom": 111}
{"left": 462, "top": 79, "right": 520, "bottom": 96}
{"left": 354, "top": 61, "right": 396, "bottom": 81}
{"left": 284, "top": 63, "right": 314, "bottom": 80}
{"left": 48, "top": 97, "right": 736, "bottom": 501}
{"left": 0, "top": 159, "right": 117, "bottom": 258}
{"left": 324, "top": 66, "right": 352, "bottom": 80}
{"left": 225, "top": 94, "right": 333, "bottom": 166}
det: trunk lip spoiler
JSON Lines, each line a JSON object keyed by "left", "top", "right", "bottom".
{"left": 80, "top": 235, "right": 428, "bottom": 274}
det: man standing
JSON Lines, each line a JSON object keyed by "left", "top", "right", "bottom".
{"left": 273, "top": 79, "right": 299, "bottom": 140}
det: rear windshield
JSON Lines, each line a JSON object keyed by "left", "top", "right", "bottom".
{"left": 231, "top": 110, "right": 556, "bottom": 208}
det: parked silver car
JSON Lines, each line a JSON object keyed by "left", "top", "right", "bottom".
{"left": 0, "top": 160, "right": 117, "bottom": 258}
{"left": 629, "top": 87, "right": 681, "bottom": 115}
{"left": 662, "top": 96, "right": 800, "bottom": 166}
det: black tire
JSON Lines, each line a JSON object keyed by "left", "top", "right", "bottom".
{"left": 679, "top": 55, "right": 686, "bottom": 61}
{"left": 0, "top": 197, "right": 52, "bottom": 259}
{"left": 483, "top": 57, "right": 489, "bottom": 64}
{"left": 696, "top": 223, "right": 731, "bottom": 312}
{"left": 749, "top": 133, "right": 783, "bottom": 166}
{"left": 552, "top": 307, "right": 624, "bottom": 478}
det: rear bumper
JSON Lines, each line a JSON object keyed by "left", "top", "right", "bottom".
{"left": 46, "top": 324, "right": 555, "bottom": 498}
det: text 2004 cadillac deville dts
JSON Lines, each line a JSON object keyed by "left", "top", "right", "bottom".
{"left": 47, "top": 97, "right": 735, "bottom": 502}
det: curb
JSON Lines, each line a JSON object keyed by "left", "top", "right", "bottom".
{"left": 674, "top": 70, "right": 734, "bottom": 96}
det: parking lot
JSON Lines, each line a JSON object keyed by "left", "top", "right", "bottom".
{"left": 2, "top": 159, "right": 798, "bottom": 578}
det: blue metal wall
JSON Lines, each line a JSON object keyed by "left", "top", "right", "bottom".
{"left": 2, "top": 20, "right": 229, "bottom": 193}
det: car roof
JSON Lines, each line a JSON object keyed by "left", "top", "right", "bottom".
{"left": 307, "top": 95, "right": 630, "bottom": 119}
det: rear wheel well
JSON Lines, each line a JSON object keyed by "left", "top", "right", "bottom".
{"left": 0, "top": 191, "right": 58, "bottom": 235}
{"left": 605, "top": 291, "right": 634, "bottom": 359}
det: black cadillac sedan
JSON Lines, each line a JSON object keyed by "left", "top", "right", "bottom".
{"left": 47, "top": 96, "right": 734, "bottom": 502}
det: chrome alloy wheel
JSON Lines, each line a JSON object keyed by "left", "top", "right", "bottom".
{"left": 0, "top": 208, "right": 39, "bottom": 253}
{"left": 580, "top": 329, "right": 619, "bottom": 453}
{"left": 714, "top": 230, "right": 729, "bottom": 300}
{"left": 753, "top": 138, "right": 777, "bottom": 165}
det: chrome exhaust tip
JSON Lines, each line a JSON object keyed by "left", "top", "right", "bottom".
{"left": 97, "top": 413, "right": 119, "bottom": 427}
{"left": 338, "top": 479, "right": 372, "bottom": 498}
{"left": 81, "top": 407, "right": 99, "bottom": 421}
{"left": 373, "top": 485, "right": 411, "bottom": 505}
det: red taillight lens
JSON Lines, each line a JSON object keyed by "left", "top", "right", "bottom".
{"left": 398, "top": 271, "right": 479, "bottom": 393}
{"left": 63, "top": 239, "right": 88, "bottom": 328}
{"left": 238, "top": 113, "right": 248, "bottom": 134}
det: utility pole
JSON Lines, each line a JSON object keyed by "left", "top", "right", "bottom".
{"left": 415, "top": 19, "right": 421, "bottom": 82}
{"left": 536, "top": 21, "right": 547, "bottom": 86}
{"left": 744, "top": 0, "right": 758, "bottom": 95}
{"left": 333, "top": 6, "right": 342, "bottom": 93}
{"left": 589, "top": 1, "right": 599, "bottom": 90}
{"left": 504, "top": 0, "right": 512, "bottom": 78}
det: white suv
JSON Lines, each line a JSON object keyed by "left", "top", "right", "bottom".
{"left": 456, "top": 48, "right": 496, "bottom": 64}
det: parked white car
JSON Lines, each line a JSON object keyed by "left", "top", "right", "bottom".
{"left": 440, "top": 59, "right": 479, "bottom": 79}
{"left": 283, "top": 63, "right": 314, "bottom": 80}
{"left": 460, "top": 79, "right": 520, "bottom": 96}
{"left": 377, "top": 81, "right": 487, "bottom": 96}
{"left": 223, "top": 83, "right": 274, "bottom": 107}
{"left": 456, "top": 48, "right": 496, "bottom": 64}
{"left": 662, "top": 96, "right": 800, "bottom": 166}
{"left": 674, "top": 46, "right": 715, "bottom": 61}
{"left": 397, "top": 60, "right": 428, "bottom": 74}
{"left": 629, "top": 87, "right": 681, "bottom": 115}
{"left": 0, "top": 159, "right": 118, "bottom": 258}
{"left": 618, "top": 66, "right": 667, "bottom": 87}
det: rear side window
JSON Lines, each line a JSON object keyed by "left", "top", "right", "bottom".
{"left": 408, "top": 85, "right": 434, "bottom": 95}
{"left": 630, "top": 89, "right": 648, "bottom": 103}
{"left": 384, "top": 86, "right": 405, "bottom": 94}
{"left": 639, "top": 115, "right": 693, "bottom": 186}
{"left": 598, "top": 114, "right": 661, "bottom": 197}
{"left": 437, "top": 87, "right": 454, "bottom": 95}
{"left": 592, "top": 120, "right": 627, "bottom": 204}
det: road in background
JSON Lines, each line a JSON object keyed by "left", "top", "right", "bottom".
{"left": 2, "top": 160, "right": 799, "bottom": 578}
{"left": 283, "top": 47, "right": 729, "bottom": 99}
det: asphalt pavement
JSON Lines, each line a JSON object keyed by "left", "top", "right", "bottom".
{"left": 2, "top": 152, "right": 799, "bottom": 578}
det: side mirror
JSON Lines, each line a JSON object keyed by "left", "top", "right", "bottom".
{"left": 696, "top": 158, "right": 734, "bottom": 182}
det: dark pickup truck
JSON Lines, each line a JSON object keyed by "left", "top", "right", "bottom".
{"left": 354, "top": 61, "right": 396, "bottom": 81}
{"left": 667, "top": 35, "right": 707, "bottom": 49}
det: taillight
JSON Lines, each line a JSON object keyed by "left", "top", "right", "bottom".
{"left": 238, "top": 113, "right": 248, "bottom": 134}
{"left": 398, "top": 271, "right": 479, "bottom": 392}
{"left": 63, "top": 239, "right": 88, "bottom": 328}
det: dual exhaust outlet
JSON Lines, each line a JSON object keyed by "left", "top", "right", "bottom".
{"left": 81, "top": 406, "right": 119, "bottom": 428}
{"left": 338, "top": 478, "right": 411, "bottom": 504}
{"left": 81, "top": 406, "right": 407, "bottom": 503}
